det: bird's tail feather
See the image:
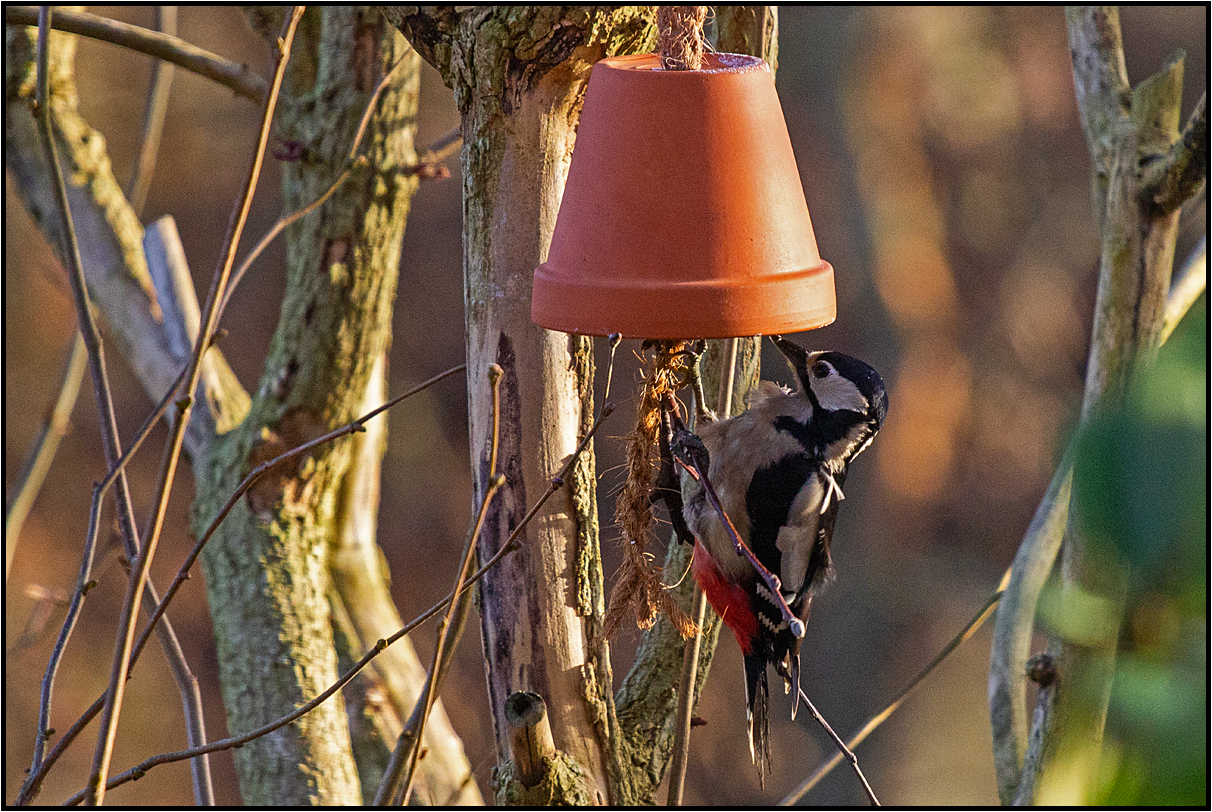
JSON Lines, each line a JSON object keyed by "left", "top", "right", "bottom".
{"left": 744, "top": 653, "right": 772, "bottom": 787}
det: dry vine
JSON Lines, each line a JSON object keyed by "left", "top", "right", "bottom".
{"left": 603, "top": 341, "right": 699, "bottom": 641}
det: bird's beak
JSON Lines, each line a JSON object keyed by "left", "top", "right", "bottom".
{"left": 770, "top": 334, "right": 808, "bottom": 367}
{"left": 770, "top": 335, "right": 815, "bottom": 394}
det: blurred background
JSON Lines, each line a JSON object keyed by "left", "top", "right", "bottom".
{"left": 5, "top": 6, "right": 1206, "bottom": 806}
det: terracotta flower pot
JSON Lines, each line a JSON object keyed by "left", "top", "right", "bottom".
{"left": 532, "top": 52, "right": 836, "bottom": 339}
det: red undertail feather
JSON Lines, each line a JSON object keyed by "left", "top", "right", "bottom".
{"left": 692, "top": 540, "right": 758, "bottom": 654}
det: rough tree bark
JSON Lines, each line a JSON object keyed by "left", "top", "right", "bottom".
{"left": 386, "top": 7, "right": 778, "bottom": 804}
{"left": 7, "top": 8, "right": 478, "bottom": 805}
{"left": 383, "top": 8, "right": 658, "bottom": 803}
{"left": 188, "top": 8, "right": 462, "bottom": 804}
{"left": 990, "top": 7, "right": 1205, "bottom": 804}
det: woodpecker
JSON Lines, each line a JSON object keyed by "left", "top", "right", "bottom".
{"left": 667, "top": 335, "right": 887, "bottom": 782}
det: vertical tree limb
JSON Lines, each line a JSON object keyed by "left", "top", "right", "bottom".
{"left": 385, "top": 7, "right": 658, "bottom": 805}
{"left": 191, "top": 8, "right": 422, "bottom": 803}
{"left": 989, "top": 9, "right": 1200, "bottom": 804}
{"left": 328, "top": 353, "right": 483, "bottom": 805}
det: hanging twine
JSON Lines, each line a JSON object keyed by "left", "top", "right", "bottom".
{"left": 657, "top": 6, "right": 708, "bottom": 71}
{"left": 602, "top": 342, "right": 698, "bottom": 642}
{"left": 600, "top": 7, "right": 711, "bottom": 641}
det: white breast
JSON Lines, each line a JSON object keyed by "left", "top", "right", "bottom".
{"left": 774, "top": 472, "right": 825, "bottom": 594}
{"left": 680, "top": 387, "right": 815, "bottom": 581}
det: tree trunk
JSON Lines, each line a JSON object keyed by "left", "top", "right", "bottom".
{"left": 385, "top": 7, "right": 656, "bottom": 804}
{"left": 8, "top": 8, "right": 483, "bottom": 805}
{"left": 190, "top": 8, "right": 457, "bottom": 803}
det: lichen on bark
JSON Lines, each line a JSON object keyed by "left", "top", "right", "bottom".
{"left": 191, "top": 8, "right": 423, "bottom": 804}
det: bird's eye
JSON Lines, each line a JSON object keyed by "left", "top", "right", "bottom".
{"left": 812, "top": 361, "right": 831, "bottom": 379}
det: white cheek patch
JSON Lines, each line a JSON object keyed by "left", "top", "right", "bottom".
{"left": 812, "top": 372, "right": 868, "bottom": 413}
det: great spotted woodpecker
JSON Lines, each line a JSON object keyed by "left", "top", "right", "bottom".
{"left": 664, "top": 335, "right": 887, "bottom": 782}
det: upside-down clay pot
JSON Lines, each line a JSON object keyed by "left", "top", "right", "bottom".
{"left": 532, "top": 52, "right": 836, "bottom": 339}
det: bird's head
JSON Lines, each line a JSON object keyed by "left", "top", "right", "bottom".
{"left": 771, "top": 335, "right": 888, "bottom": 432}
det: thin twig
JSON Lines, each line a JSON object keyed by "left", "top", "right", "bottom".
{"left": 124, "top": 6, "right": 176, "bottom": 213}
{"left": 416, "top": 125, "right": 462, "bottom": 165}
{"left": 16, "top": 334, "right": 202, "bottom": 807}
{"left": 18, "top": 365, "right": 467, "bottom": 804}
{"left": 603, "top": 333, "right": 622, "bottom": 405}
{"left": 782, "top": 570, "right": 1009, "bottom": 805}
{"left": 217, "top": 52, "right": 413, "bottom": 319}
{"left": 84, "top": 9, "right": 305, "bottom": 804}
{"left": 1160, "top": 234, "right": 1207, "bottom": 345}
{"left": 60, "top": 390, "right": 616, "bottom": 806}
{"left": 795, "top": 687, "right": 880, "bottom": 806}
{"left": 5, "top": 332, "right": 86, "bottom": 581}
{"left": 393, "top": 365, "right": 505, "bottom": 806}
{"left": 4, "top": 5, "right": 267, "bottom": 102}
{"left": 131, "top": 363, "right": 465, "bottom": 672}
{"left": 666, "top": 589, "right": 707, "bottom": 806}
{"left": 26, "top": 7, "right": 155, "bottom": 794}
{"left": 668, "top": 337, "right": 738, "bottom": 806}
{"left": 119, "top": 11, "right": 214, "bottom": 801}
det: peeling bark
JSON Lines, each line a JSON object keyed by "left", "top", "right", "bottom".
{"left": 384, "top": 7, "right": 656, "bottom": 804}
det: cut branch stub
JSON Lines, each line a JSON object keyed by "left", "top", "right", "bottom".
{"left": 504, "top": 691, "right": 556, "bottom": 788}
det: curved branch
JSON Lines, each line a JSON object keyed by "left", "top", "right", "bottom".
{"left": 1161, "top": 235, "right": 1208, "bottom": 345}
{"left": 987, "top": 454, "right": 1073, "bottom": 803}
{"left": 4, "top": 5, "right": 266, "bottom": 102}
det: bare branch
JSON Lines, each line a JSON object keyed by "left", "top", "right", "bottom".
{"left": 668, "top": 336, "right": 739, "bottom": 806}
{"left": 795, "top": 688, "right": 880, "bottom": 806}
{"left": 1161, "top": 235, "right": 1208, "bottom": 345}
{"left": 1008, "top": 15, "right": 1190, "bottom": 806}
{"left": 5, "top": 13, "right": 244, "bottom": 460}
{"left": 4, "top": 5, "right": 267, "bottom": 102}
{"left": 26, "top": 9, "right": 156, "bottom": 792}
{"left": 784, "top": 571, "right": 1008, "bottom": 805}
{"left": 1066, "top": 7, "right": 1130, "bottom": 178}
{"left": 16, "top": 364, "right": 467, "bottom": 805}
{"left": 665, "top": 590, "right": 707, "bottom": 806}
{"left": 391, "top": 365, "right": 505, "bottom": 806}
{"left": 84, "top": 9, "right": 306, "bottom": 804}
{"left": 988, "top": 454, "right": 1073, "bottom": 803}
{"left": 5, "top": 333, "right": 86, "bottom": 581}
{"left": 1141, "top": 92, "right": 1208, "bottom": 214}
{"left": 123, "top": 6, "right": 176, "bottom": 212}
{"left": 58, "top": 389, "right": 614, "bottom": 806}
{"left": 1012, "top": 653, "right": 1058, "bottom": 806}
{"left": 217, "top": 52, "right": 413, "bottom": 320}
{"left": 144, "top": 219, "right": 250, "bottom": 433}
